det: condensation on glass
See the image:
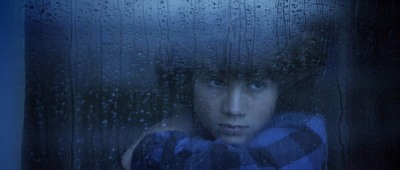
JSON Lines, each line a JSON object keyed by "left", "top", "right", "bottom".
{"left": 22, "top": 0, "right": 400, "bottom": 169}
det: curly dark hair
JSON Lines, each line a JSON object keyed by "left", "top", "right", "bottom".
{"left": 156, "top": 30, "right": 328, "bottom": 88}
{"left": 153, "top": 19, "right": 334, "bottom": 114}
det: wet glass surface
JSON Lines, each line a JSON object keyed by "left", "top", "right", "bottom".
{"left": 21, "top": 0, "right": 400, "bottom": 169}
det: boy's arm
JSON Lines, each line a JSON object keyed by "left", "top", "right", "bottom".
{"left": 128, "top": 113, "right": 328, "bottom": 170}
{"left": 248, "top": 113, "right": 328, "bottom": 169}
{"left": 121, "top": 113, "right": 192, "bottom": 170}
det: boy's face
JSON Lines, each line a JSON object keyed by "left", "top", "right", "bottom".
{"left": 193, "top": 69, "right": 278, "bottom": 144}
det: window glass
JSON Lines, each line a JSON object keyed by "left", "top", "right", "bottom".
{"left": 22, "top": 0, "right": 400, "bottom": 169}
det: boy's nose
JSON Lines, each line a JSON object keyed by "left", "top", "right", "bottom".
{"left": 223, "top": 85, "right": 246, "bottom": 116}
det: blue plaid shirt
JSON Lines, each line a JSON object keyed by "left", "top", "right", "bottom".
{"left": 132, "top": 113, "right": 328, "bottom": 170}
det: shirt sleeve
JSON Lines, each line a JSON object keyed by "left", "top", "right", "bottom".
{"left": 131, "top": 131, "right": 187, "bottom": 169}
{"left": 248, "top": 113, "right": 328, "bottom": 170}
{"left": 131, "top": 113, "right": 328, "bottom": 170}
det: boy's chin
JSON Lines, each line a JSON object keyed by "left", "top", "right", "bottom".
{"left": 219, "top": 135, "right": 250, "bottom": 145}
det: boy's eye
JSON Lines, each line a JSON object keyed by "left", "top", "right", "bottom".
{"left": 248, "top": 81, "right": 267, "bottom": 90}
{"left": 206, "top": 79, "right": 225, "bottom": 87}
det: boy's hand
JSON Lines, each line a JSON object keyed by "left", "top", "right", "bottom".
{"left": 121, "top": 113, "right": 192, "bottom": 170}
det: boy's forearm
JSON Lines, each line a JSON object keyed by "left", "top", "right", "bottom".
{"left": 130, "top": 113, "right": 328, "bottom": 169}
{"left": 122, "top": 113, "right": 192, "bottom": 170}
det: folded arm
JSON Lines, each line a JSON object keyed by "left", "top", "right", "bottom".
{"left": 121, "top": 113, "right": 192, "bottom": 170}
{"left": 129, "top": 113, "right": 328, "bottom": 170}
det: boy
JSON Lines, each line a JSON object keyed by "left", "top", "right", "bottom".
{"left": 122, "top": 52, "right": 328, "bottom": 169}
{"left": 122, "top": 0, "right": 334, "bottom": 169}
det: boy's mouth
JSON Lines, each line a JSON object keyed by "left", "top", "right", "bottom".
{"left": 218, "top": 123, "right": 249, "bottom": 135}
